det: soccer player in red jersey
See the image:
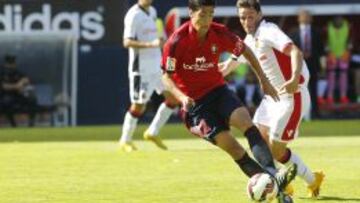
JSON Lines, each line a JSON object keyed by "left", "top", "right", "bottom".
{"left": 161, "top": 0, "right": 295, "bottom": 202}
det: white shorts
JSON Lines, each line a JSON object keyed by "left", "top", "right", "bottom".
{"left": 129, "top": 72, "right": 164, "bottom": 104}
{"left": 253, "top": 87, "right": 311, "bottom": 143}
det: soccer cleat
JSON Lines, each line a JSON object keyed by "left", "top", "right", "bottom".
{"left": 143, "top": 131, "right": 168, "bottom": 150}
{"left": 284, "top": 183, "right": 294, "bottom": 196}
{"left": 275, "top": 164, "right": 297, "bottom": 192}
{"left": 307, "top": 171, "right": 325, "bottom": 198}
{"left": 119, "top": 141, "right": 137, "bottom": 152}
{"left": 277, "top": 192, "right": 294, "bottom": 203}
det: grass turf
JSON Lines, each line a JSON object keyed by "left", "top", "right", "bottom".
{"left": 0, "top": 120, "right": 359, "bottom": 203}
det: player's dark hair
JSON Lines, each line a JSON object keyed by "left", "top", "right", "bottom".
{"left": 188, "top": 0, "right": 216, "bottom": 11}
{"left": 236, "top": 0, "right": 261, "bottom": 13}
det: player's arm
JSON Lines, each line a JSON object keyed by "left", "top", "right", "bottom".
{"left": 1, "top": 75, "right": 29, "bottom": 92}
{"left": 218, "top": 57, "right": 241, "bottom": 77}
{"left": 280, "top": 43, "right": 303, "bottom": 94}
{"left": 242, "top": 45, "right": 280, "bottom": 101}
{"left": 123, "top": 38, "right": 162, "bottom": 49}
{"left": 266, "top": 24, "right": 303, "bottom": 94}
{"left": 162, "top": 73, "right": 194, "bottom": 111}
{"left": 219, "top": 27, "right": 279, "bottom": 101}
{"left": 161, "top": 37, "right": 194, "bottom": 111}
{"left": 2, "top": 82, "right": 21, "bottom": 91}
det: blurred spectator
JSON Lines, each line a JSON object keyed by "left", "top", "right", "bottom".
{"left": 0, "top": 55, "right": 38, "bottom": 127}
{"left": 325, "top": 16, "right": 352, "bottom": 104}
{"left": 290, "top": 9, "right": 324, "bottom": 118}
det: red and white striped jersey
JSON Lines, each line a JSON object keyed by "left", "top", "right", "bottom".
{"left": 241, "top": 20, "right": 310, "bottom": 91}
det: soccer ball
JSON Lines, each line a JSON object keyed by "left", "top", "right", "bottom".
{"left": 247, "top": 173, "right": 279, "bottom": 202}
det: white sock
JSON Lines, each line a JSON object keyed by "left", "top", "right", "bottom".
{"left": 120, "top": 112, "right": 139, "bottom": 143}
{"left": 245, "top": 84, "right": 255, "bottom": 105}
{"left": 284, "top": 151, "right": 315, "bottom": 185}
{"left": 146, "top": 103, "right": 174, "bottom": 136}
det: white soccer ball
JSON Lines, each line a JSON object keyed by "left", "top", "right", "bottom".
{"left": 247, "top": 173, "right": 279, "bottom": 202}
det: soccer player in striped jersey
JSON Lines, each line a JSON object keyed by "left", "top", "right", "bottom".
{"left": 221, "top": 0, "right": 324, "bottom": 198}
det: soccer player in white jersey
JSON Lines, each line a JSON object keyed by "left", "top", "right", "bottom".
{"left": 220, "top": 0, "right": 324, "bottom": 198}
{"left": 120, "top": 0, "right": 178, "bottom": 152}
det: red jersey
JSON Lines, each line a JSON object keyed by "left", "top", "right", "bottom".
{"left": 162, "top": 21, "right": 245, "bottom": 100}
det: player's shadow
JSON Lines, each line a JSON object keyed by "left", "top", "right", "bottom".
{"left": 299, "top": 196, "right": 360, "bottom": 202}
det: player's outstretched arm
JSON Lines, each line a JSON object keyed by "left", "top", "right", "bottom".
{"left": 242, "top": 46, "right": 280, "bottom": 101}
{"left": 218, "top": 57, "right": 241, "bottom": 77}
{"left": 279, "top": 43, "right": 303, "bottom": 94}
{"left": 123, "top": 38, "right": 161, "bottom": 49}
{"left": 162, "top": 73, "right": 194, "bottom": 111}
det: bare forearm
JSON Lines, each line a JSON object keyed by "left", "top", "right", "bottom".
{"left": 290, "top": 47, "right": 303, "bottom": 82}
{"left": 242, "top": 46, "right": 267, "bottom": 82}
{"left": 162, "top": 73, "right": 186, "bottom": 101}
{"left": 123, "top": 38, "right": 162, "bottom": 49}
{"left": 220, "top": 58, "right": 241, "bottom": 77}
{"left": 123, "top": 38, "right": 152, "bottom": 48}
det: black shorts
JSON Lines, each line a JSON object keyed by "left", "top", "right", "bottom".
{"left": 184, "top": 85, "right": 244, "bottom": 143}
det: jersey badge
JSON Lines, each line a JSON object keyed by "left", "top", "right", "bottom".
{"left": 166, "top": 57, "right": 177, "bottom": 72}
{"left": 211, "top": 44, "right": 218, "bottom": 54}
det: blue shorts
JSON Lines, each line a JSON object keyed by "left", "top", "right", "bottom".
{"left": 184, "top": 85, "right": 244, "bottom": 143}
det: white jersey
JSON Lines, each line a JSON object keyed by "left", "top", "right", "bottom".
{"left": 241, "top": 20, "right": 310, "bottom": 90}
{"left": 123, "top": 4, "right": 161, "bottom": 75}
{"left": 244, "top": 20, "right": 311, "bottom": 143}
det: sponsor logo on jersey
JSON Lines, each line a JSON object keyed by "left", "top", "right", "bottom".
{"left": 195, "top": 56, "right": 206, "bottom": 64}
{"left": 0, "top": 4, "right": 105, "bottom": 41}
{"left": 183, "top": 56, "right": 214, "bottom": 72}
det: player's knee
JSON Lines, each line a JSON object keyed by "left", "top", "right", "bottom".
{"left": 163, "top": 91, "right": 179, "bottom": 105}
{"left": 164, "top": 100, "right": 178, "bottom": 109}
{"left": 230, "top": 107, "right": 253, "bottom": 131}
{"left": 271, "top": 147, "right": 288, "bottom": 162}
{"left": 129, "top": 104, "right": 146, "bottom": 117}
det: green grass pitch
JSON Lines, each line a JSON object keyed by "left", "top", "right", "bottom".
{"left": 0, "top": 120, "right": 360, "bottom": 203}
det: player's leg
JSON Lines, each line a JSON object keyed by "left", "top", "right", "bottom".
{"left": 262, "top": 90, "right": 324, "bottom": 198}
{"left": 211, "top": 132, "right": 294, "bottom": 203}
{"left": 277, "top": 147, "right": 324, "bottom": 198}
{"left": 119, "top": 74, "right": 148, "bottom": 152}
{"left": 119, "top": 103, "right": 146, "bottom": 152}
{"left": 214, "top": 131, "right": 264, "bottom": 177}
{"left": 218, "top": 87, "right": 296, "bottom": 191}
{"left": 143, "top": 77, "right": 179, "bottom": 149}
{"left": 229, "top": 107, "right": 276, "bottom": 174}
{"left": 217, "top": 87, "right": 276, "bottom": 174}
{"left": 185, "top": 87, "right": 293, "bottom": 202}
{"left": 183, "top": 95, "right": 264, "bottom": 177}
{"left": 269, "top": 136, "right": 324, "bottom": 198}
